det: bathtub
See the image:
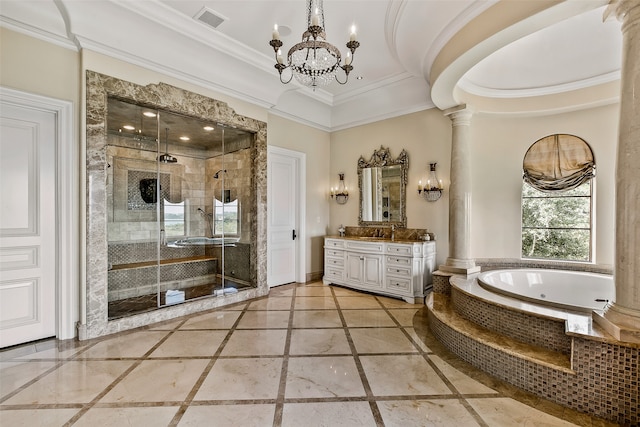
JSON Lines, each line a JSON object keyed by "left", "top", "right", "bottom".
{"left": 169, "top": 236, "right": 239, "bottom": 247}
{"left": 477, "top": 269, "right": 615, "bottom": 312}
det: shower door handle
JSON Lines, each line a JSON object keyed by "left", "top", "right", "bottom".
{"left": 292, "top": 229, "right": 297, "bottom": 240}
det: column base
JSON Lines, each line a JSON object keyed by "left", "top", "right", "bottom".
{"left": 593, "top": 303, "right": 640, "bottom": 344}
{"left": 438, "top": 258, "right": 480, "bottom": 275}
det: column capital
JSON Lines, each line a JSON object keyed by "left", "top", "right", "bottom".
{"left": 444, "top": 104, "right": 473, "bottom": 126}
{"left": 605, "top": 0, "right": 640, "bottom": 27}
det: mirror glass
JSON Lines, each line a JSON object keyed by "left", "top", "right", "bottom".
{"left": 358, "top": 146, "right": 408, "bottom": 227}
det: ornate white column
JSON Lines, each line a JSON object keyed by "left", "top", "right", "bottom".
{"left": 439, "top": 105, "right": 480, "bottom": 275}
{"left": 594, "top": 0, "right": 640, "bottom": 343}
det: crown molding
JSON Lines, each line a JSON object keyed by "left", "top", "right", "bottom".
{"left": 0, "top": 16, "right": 78, "bottom": 51}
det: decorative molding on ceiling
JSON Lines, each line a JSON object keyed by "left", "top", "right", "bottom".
{"left": 0, "top": 16, "right": 78, "bottom": 51}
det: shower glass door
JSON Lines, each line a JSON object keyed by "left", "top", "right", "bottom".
{"left": 106, "top": 97, "right": 255, "bottom": 319}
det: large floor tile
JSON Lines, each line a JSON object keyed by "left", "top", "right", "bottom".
{"left": 285, "top": 356, "right": 365, "bottom": 398}
{"left": 292, "top": 310, "right": 343, "bottom": 328}
{"left": 3, "top": 360, "right": 134, "bottom": 404}
{"left": 220, "top": 329, "right": 287, "bottom": 356}
{"left": 247, "top": 297, "right": 293, "bottom": 311}
{"left": 289, "top": 329, "right": 351, "bottom": 355}
{"left": 74, "top": 407, "right": 178, "bottom": 427}
{"left": 194, "top": 357, "right": 282, "bottom": 401}
{"left": 179, "top": 404, "right": 275, "bottom": 426}
{"left": 342, "top": 309, "right": 397, "bottom": 327}
{"left": 387, "top": 308, "right": 421, "bottom": 326}
{"left": 360, "top": 355, "right": 453, "bottom": 396}
{"left": 0, "top": 360, "right": 57, "bottom": 397}
{"left": 179, "top": 310, "right": 242, "bottom": 329}
{"left": 149, "top": 330, "right": 228, "bottom": 358}
{"left": 79, "top": 330, "right": 169, "bottom": 358}
{"left": 0, "top": 409, "right": 80, "bottom": 426}
{"left": 468, "top": 397, "right": 579, "bottom": 426}
{"left": 236, "top": 310, "right": 291, "bottom": 329}
{"left": 100, "top": 359, "right": 208, "bottom": 403}
{"left": 294, "top": 285, "right": 334, "bottom": 296}
{"left": 336, "top": 296, "right": 383, "bottom": 309}
{"left": 429, "top": 355, "right": 498, "bottom": 395}
{"left": 377, "top": 399, "right": 481, "bottom": 426}
{"left": 294, "top": 297, "right": 337, "bottom": 310}
{"left": 281, "top": 401, "right": 376, "bottom": 427}
{"left": 349, "top": 327, "right": 419, "bottom": 354}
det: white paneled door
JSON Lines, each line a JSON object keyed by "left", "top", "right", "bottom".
{"left": 0, "top": 103, "right": 57, "bottom": 348}
{"left": 267, "top": 147, "right": 302, "bottom": 287}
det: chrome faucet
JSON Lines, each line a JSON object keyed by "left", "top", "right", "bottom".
{"left": 391, "top": 224, "right": 395, "bottom": 240}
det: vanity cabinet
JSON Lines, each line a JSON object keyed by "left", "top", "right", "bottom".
{"left": 323, "top": 237, "right": 436, "bottom": 303}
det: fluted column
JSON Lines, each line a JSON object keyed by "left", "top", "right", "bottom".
{"left": 594, "top": 0, "right": 640, "bottom": 343}
{"left": 439, "top": 105, "right": 480, "bottom": 275}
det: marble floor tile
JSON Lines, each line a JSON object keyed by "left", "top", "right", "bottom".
{"left": 336, "top": 296, "right": 384, "bottom": 309}
{"left": 377, "top": 399, "right": 481, "bottom": 426}
{"left": 236, "top": 310, "right": 291, "bottom": 329}
{"left": 179, "top": 404, "right": 276, "bottom": 426}
{"left": 4, "top": 360, "right": 134, "bottom": 404}
{"left": 467, "top": 397, "right": 579, "bottom": 426}
{"left": 194, "top": 357, "right": 282, "bottom": 401}
{"left": 403, "top": 327, "right": 432, "bottom": 352}
{"left": 285, "top": 356, "right": 365, "bottom": 398}
{"left": 78, "top": 330, "right": 169, "bottom": 358}
{"left": 330, "top": 286, "right": 367, "bottom": 297}
{"left": 292, "top": 310, "right": 343, "bottom": 328}
{"left": 0, "top": 360, "right": 57, "bottom": 397}
{"left": 220, "top": 329, "right": 287, "bottom": 356}
{"left": 149, "top": 330, "right": 228, "bottom": 357}
{"left": 387, "top": 307, "right": 422, "bottom": 326}
{"left": 349, "top": 327, "right": 419, "bottom": 354}
{"left": 179, "top": 310, "right": 242, "bottom": 329}
{"left": 247, "top": 297, "right": 293, "bottom": 311}
{"left": 294, "top": 285, "right": 334, "bottom": 296}
{"left": 378, "top": 296, "right": 420, "bottom": 309}
{"left": 73, "top": 407, "right": 179, "bottom": 427}
{"left": 289, "top": 329, "right": 351, "bottom": 355}
{"left": 428, "top": 355, "right": 498, "bottom": 395}
{"left": 281, "top": 401, "right": 376, "bottom": 427}
{"left": 99, "top": 359, "right": 208, "bottom": 403}
{"left": 341, "top": 309, "right": 397, "bottom": 327}
{"left": 0, "top": 409, "right": 80, "bottom": 426}
{"left": 293, "top": 296, "right": 337, "bottom": 310}
{"left": 360, "top": 355, "right": 453, "bottom": 396}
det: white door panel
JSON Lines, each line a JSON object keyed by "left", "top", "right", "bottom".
{"left": 0, "top": 104, "right": 56, "bottom": 348}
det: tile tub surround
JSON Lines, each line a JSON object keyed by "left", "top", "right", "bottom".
{"left": 427, "top": 273, "right": 639, "bottom": 424}
{"left": 0, "top": 281, "right": 616, "bottom": 427}
{"left": 83, "top": 71, "right": 268, "bottom": 340}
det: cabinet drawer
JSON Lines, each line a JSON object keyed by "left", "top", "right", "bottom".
{"left": 385, "top": 276, "right": 411, "bottom": 293}
{"left": 386, "top": 244, "right": 413, "bottom": 256}
{"left": 386, "top": 265, "right": 412, "bottom": 277}
{"left": 325, "top": 266, "right": 344, "bottom": 281}
{"left": 386, "top": 255, "right": 411, "bottom": 267}
{"left": 325, "top": 248, "right": 344, "bottom": 258}
{"left": 326, "top": 257, "right": 344, "bottom": 267}
{"left": 325, "top": 239, "right": 345, "bottom": 248}
{"left": 345, "top": 241, "right": 384, "bottom": 253}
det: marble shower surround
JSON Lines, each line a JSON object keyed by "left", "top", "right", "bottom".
{"left": 81, "top": 71, "right": 268, "bottom": 340}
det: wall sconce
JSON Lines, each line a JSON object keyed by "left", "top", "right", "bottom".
{"left": 418, "top": 162, "right": 443, "bottom": 202}
{"left": 330, "top": 173, "right": 349, "bottom": 204}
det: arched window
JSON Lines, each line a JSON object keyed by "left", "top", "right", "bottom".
{"left": 521, "top": 134, "right": 594, "bottom": 261}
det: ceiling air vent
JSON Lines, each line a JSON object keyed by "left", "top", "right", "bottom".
{"left": 195, "top": 7, "right": 227, "bottom": 29}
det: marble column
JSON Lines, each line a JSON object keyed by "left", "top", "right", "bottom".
{"left": 439, "top": 105, "right": 480, "bottom": 275}
{"left": 594, "top": 0, "right": 640, "bottom": 343}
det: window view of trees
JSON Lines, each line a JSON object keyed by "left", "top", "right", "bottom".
{"left": 521, "top": 181, "right": 591, "bottom": 261}
{"left": 163, "top": 200, "right": 185, "bottom": 237}
{"left": 214, "top": 199, "right": 239, "bottom": 235}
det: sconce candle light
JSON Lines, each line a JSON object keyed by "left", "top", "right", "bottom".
{"left": 418, "top": 162, "right": 443, "bottom": 202}
{"left": 331, "top": 173, "right": 349, "bottom": 204}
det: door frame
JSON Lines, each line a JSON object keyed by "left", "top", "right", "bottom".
{"left": 267, "top": 145, "right": 306, "bottom": 285}
{"left": 0, "top": 87, "right": 78, "bottom": 341}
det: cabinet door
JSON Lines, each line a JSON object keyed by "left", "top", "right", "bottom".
{"left": 346, "top": 253, "right": 364, "bottom": 283}
{"left": 362, "top": 255, "right": 383, "bottom": 288}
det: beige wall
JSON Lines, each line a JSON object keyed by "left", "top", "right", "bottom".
{"left": 0, "top": 28, "right": 80, "bottom": 103}
{"left": 267, "top": 113, "right": 331, "bottom": 279}
{"left": 470, "top": 104, "right": 618, "bottom": 265}
{"left": 330, "top": 109, "right": 453, "bottom": 267}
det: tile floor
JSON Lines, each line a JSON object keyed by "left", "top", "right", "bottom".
{"left": 0, "top": 282, "right": 616, "bottom": 426}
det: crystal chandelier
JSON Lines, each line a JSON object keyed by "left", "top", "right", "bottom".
{"left": 269, "top": 0, "right": 360, "bottom": 89}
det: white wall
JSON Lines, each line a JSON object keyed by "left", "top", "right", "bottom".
{"left": 470, "top": 104, "right": 618, "bottom": 265}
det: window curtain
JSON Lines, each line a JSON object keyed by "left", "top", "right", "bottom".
{"left": 523, "top": 134, "right": 595, "bottom": 193}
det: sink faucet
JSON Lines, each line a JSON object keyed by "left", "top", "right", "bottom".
{"left": 391, "top": 224, "right": 395, "bottom": 240}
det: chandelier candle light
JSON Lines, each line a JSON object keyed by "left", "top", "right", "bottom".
{"left": 331, "top": 173, "right": 349, "bottom": 204}
{"left": 418, "top": 162, "right": 443, "bottom": 202}
{"left": 269, "top": 0, "right": 360, "bottom": 89}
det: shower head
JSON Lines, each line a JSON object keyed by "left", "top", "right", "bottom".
{"left": 158, "top": 128, "right": 178, "bottom": 164}
{"left": 213, "top": 169, "right": 227, "bottom": 179}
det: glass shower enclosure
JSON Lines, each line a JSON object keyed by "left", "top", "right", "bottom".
{"left": 105, "top": 97, "right": 254, "bottom": 319}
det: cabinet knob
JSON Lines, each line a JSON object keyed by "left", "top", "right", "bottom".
{"left": 359, "top": 256, "right": 364, "bottom": 260}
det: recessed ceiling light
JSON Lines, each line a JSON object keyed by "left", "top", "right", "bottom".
{"left": 203, "top": 126, "right": 214, "bottom": 131}
{"left": 356, "top": 76, "right": 364, "bottom": 80}
{"left": 143, "top": 111, "right": 157, "bottom": 118}
{"left": 123, "top": 125, "right": 135, "bottom": 130}
{"left": 179, "top": 136, "right": 190, "bottom": 141}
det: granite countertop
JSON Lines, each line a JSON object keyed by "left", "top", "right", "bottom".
{"left": 325, "top": 235, "right": 432, "bottom": 244}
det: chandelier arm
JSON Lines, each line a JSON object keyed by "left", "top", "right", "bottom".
{"left": 280, "top": 72, "right": 294, "bottom": 84}
{"left": 335, "top": 71, "right": 348, "bottom": 85}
